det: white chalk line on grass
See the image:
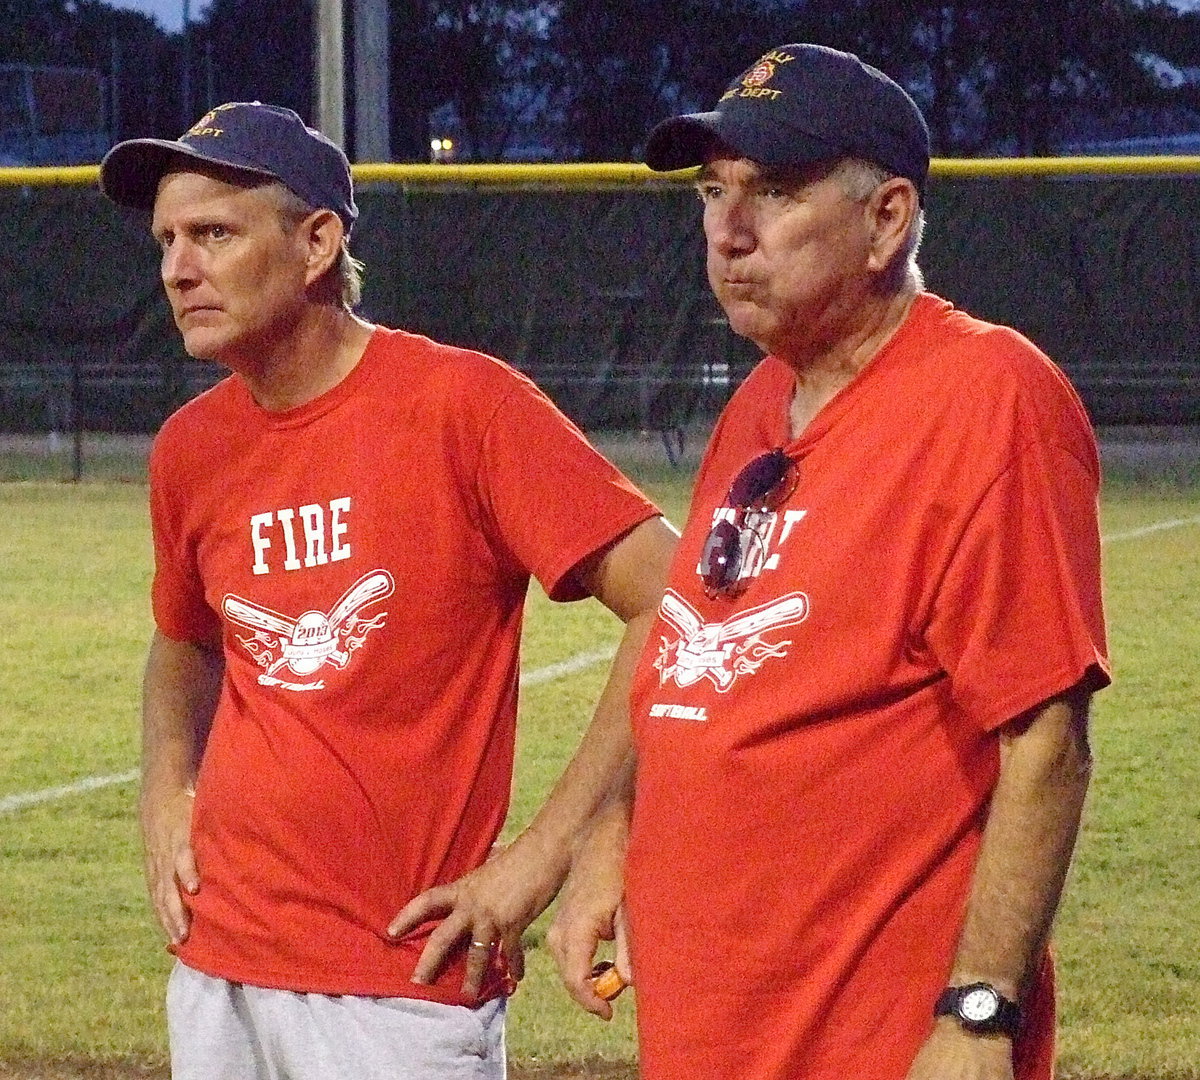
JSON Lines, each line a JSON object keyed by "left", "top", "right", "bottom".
{"left": 0, "top": 648, "right": 620, "bottom": 817}
{"left": 518, "top": 646, "right": 617, "bottom": 687}
{"left": 0, "top": 769, "right": 139, "bottom": 814}
{"left": 6, "top": 509, "right": 1200, "bottom": 818}
{"left": 1101, "top": 513, "right": 1200, "bottom": 544}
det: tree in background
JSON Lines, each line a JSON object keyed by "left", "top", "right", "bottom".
{"left": 0, "top": 0, "right": 89, "bottom": 66}
{"left": 657, "top": 0, "right": 1180, "bottom": 157}
{"left": 0, "top": 0, "right": 176, "bottom": 144}
{"left": 1, "top": 0, "right": 1198, "bottom": 162}
{"left": 544, "top": 0, "right": 796, "bottom": 160}
{"left": 384, "top": 0, "right": 556, "bottom": 161}
{"left": 77, "top": 0, "right": 179, "bottom": 139}
{"left": 197, "top": 0, "right": 313, "bottom": 125}
{"left": 967, "top": 0, "right": 1168, "bottom": 154}
{"left": 537, "top": 0, "right": 1196, "bottom": 159}
{"left": 402, "top": 0, "right": 559, "bottom": 160}
{"left": 1125, "top": 0, "right": 1200, "bottom": 139}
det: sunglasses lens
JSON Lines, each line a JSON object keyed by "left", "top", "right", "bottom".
{"left": 701, "top": 518, "right": 743, "bottom": 593}
{"left": 728, "top": 449, "right": 793, "bottom": 510}
{"left": 702, "top": 449, "right": 795, "bottom": 599}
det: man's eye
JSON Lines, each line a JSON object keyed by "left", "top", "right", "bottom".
{"left": 208, "top": 225, "right": 228, "bottom": 239}
{"left": 695, "top": 184, "right": 723, "bottom": 202}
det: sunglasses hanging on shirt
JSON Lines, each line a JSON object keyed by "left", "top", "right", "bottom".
{"left": 699, "top": 448, "right": 797, "bottom": 599}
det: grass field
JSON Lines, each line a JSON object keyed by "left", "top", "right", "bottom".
{"left": 0, "top": 445, "right": 1197, "bottom": 1078}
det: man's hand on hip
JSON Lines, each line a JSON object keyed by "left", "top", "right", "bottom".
{"left": 140, "top": 785, "right": 199, "bottom": 946}
{"left": 387, "top": 835, "right": 565, "bottom": 999}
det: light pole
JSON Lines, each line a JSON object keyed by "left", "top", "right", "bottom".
{"left": 353, "top": 0, "right": 390, "bottom": 161}
{"left": 315, "top": 0, "right": 346, "bottom": 148}
{"left": 180, "top": 0, "right": 191, "bottom": 124}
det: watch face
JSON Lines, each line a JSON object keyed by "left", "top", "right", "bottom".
{"left": 961, "top": 986, "right": 1000, "bottom": 1023}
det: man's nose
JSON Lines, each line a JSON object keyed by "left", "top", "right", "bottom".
{"left": 161, "top": 239, "right": 199, "bottom": 289}
{"left": 705, "top": 198, "right": 756, "bottom": 258}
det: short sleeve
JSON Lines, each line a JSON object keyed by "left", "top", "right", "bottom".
{"left": 475, "top": 376, "right": 660, "bottom": 602}
{"left": 925, "top": 439, "right": 1110, "bottom": 730}
{"left": 148, "top": 436, "right": 221, "bottom": 643}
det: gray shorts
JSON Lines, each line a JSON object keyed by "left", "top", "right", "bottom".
{"left": 166, "top": 961, "right": 506, "bottom": 1080}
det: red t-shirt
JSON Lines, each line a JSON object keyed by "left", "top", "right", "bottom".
{"left": 149, "top": 326, "right": 658, "bottom": 1002}
{"left": 625, "top": 294, "right": 1109, "bottom": 1080}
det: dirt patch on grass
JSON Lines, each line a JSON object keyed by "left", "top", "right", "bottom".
{"left": 0, "top": 1060, "right": 639, "bottom": 1080}
{"left": 5, "top": 1062, "right": 1196, "bottom": 1080}
{"left": 510, "top": 1064, "right": 637, "bottom": 1080}
{"left": 0, "top": 1067, "right": 166, "bottom": 1080}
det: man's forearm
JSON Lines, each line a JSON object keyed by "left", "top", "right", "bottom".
{"left": 139, "top": 629, "right": 224, "bottom": 942}
{"left": 517, "top": 515, "right": 674, "bottom": 874}
{"left": 515, "top": 609, "right": 652, "bottom": 877}
{"left": 141, "top": 630, "right": 223, "bottom": 797}
{"left": 947, "top": 691, "right": 1093, "bottom": 999}
{"left": 547, "top": 751, "right": 636, "bottom": 1017}
{"left": 390, "top": 608, "right": 652, "bottom": 987}
{"left": 388, "top": 517, "right": 674, "bottom": 986}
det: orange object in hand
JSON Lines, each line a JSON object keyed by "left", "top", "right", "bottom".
{"left": 589, "top": 960, "right": 629, "bottom": 1001}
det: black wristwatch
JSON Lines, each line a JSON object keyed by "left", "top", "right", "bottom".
{"left": 934, "top": 983, "right": 1021, "bottom": 1037}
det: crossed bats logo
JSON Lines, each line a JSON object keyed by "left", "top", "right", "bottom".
{"left": 654, "top": 588, "right": 810, "bottom": 693}
{"left": 222, "top": 569, "right": 394, "bottom": 685}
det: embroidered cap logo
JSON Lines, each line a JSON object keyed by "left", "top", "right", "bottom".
{"left": 184, "top": 102, "right": 243, "bottom": 139}
{"left": 742, "top": 59, "right": 777, "bottom": 89}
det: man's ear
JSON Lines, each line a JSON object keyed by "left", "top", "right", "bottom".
{"left": 865, "top": 177, "right": 918, "bottom": 275}
{"left": 301, "top": 209, "right": 344, "bottom": 286}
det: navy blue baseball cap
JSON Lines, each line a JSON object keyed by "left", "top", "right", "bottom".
{"left": 644, "top": 44, "right": 930, "bottom": 202}
{"left": 100, "top": 101, "right": 358, "bottom": 234}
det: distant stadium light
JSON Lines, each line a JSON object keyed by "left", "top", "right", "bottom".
{"left": 430, "top": 137, "right": 455, "bottom": 163}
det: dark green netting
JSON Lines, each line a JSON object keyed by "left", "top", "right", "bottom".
{"left": 3, "top": 175, "right": 1199, "bottom": 434}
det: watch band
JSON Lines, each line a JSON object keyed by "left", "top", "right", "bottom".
{"left": 934, "top": 983, "right": 1021, "bottom": 1037}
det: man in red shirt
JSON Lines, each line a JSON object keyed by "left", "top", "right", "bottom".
{"left": 550, "top": 44, "right": 1108, "bottom": 1080}
{"left": 100, "top": 102, "right": 676, "bottom": 1078}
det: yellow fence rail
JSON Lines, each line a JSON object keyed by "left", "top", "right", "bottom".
{"left": 5, "top": 156, "right": 1200, "bottom": 189}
